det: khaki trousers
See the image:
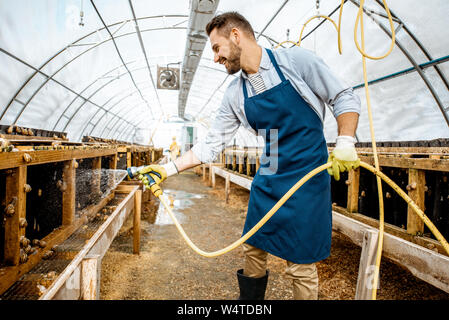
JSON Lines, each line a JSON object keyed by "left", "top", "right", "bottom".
{"left": 242, "top": 243, "right": 318, "bottom": 300}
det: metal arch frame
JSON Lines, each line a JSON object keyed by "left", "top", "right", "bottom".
{"left": 51, "top": 60, "right": 144, "bottom": 131}
{"left": 81, "top": 83, "right": 153, "bottom": 141}
{"left": 117, "top": 117, "right": 148, "bottom": 142}
{"left": 90, "top": 0, "right": 154, "bottom": 118}
{"left": 117, "top": 113, "right": 152, "bottom": 142}
{"left": 73, "top": 79, "right": 150, "bottom": 142}
{"left": 0, "top": 14, "right": 188, "bottom": 123}
{"left": 112, "top": 114, "right": 139, "bottom": 140}
{"left": 256, "top": 0, "right": 290, "bottom": 41}
{"left": 0, "top": 48, "right": 136, "bottom": 131}
{"left": 194, "top": 75, "right": 230, "bottom": 118}
{"left": 349, "top": 0, "right": 449, "bottom": 126}
{"left": 0, "top": 25, "right": 187, "bottom": 128}
{"left": 61, "top": 65, "right": 151, "bottom": 134}
{"left": 86, "top": 88, "right": 152, "bottom": 140}
{"left": 96, "top": 90, "right": 154, "bottom": 138}
{"left": 99, "top": 102, "right": 147, "bottom": 138}
{"left": 1, "top": 12, "right": 286, "bottom": 138}
{"left": 378, "top": 0, "right": 449, "bottom": 91}
{"left": 54, "top": 54, "right": 181, "bottom": 133}
{"left": 90, "top": 35, "right": 285, "bottom": 141}
{"left": 127, "top": 0, "right": 164, "bottom": 117}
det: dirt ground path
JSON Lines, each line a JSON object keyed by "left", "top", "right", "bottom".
{"left": 100, "top": 170, "right": 449, "bottom": 300}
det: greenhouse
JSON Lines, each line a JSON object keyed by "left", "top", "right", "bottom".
{"left": 0, "top": 0, "right": 448, "bottom": 302}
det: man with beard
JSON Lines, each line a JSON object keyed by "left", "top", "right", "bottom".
{"left": 135, "top": 12, "right": 361, "bottom": 300}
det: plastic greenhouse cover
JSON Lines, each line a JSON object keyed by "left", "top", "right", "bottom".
{"left": 0, "top": 0, "right": 448, "bottom": 147}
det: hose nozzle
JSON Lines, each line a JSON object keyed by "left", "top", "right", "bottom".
{"left": 127, "top": 165, "right": 146, "bottom": 179}
{"left": 127, "top": 165, "right": 163, "bottom": 197}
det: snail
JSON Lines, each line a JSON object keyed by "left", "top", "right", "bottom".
{"left": 22, "top": 153, "right": 32, "bottom": 163}
{"left": 24, "top": 245, "right": 32, "bottom": 254}
{"left": 24, "top": 184, "right": 32, "bottom": 193}
{"left": 19, "top": 218, "right": 28, "bottom": 228}
{"left": 19, "top": 249, "right": 28, "bottom": 264}
{"left": 42, "top": 250, "right": 54, "bottom": 260}
{"left": 4, "top": 203, "right": 15, "bottom": 217}
{"left": 19, "top": 236, "right": 30, "bottom": 248}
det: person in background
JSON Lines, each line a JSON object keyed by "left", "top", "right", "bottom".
{"left": 169, "top": 136, "right": 181, "bottom": 161}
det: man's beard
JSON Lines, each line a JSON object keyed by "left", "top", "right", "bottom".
{"left": 224, "top": 41, "right": 242, "bottom": 75}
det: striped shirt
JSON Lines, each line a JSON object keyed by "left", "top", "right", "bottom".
{"left": 247, "top": 72, "right": 267, "bottom": 94}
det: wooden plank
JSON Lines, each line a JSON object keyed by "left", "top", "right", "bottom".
{"left": 202, "top": 164, "right": 206, "bottom": 181}
{"left": 225, "top": 173, "right": 230, "bottom": 204}
{"left": 406, "top": 169, "right": 426, "bottom": 235}
{"left": 107, "top": 154, "right": 118, "bottom": 190}
{"left": 332, "top": 211, "right": 449, "bottom": 293}
{"left": 355, "top": 229, "right": 379, "bottom": 300}
{"left": 333, "top": 205, "right": 447, "bottom": 257}
{"left": 238, "top": 155, "right": 243, "bottom": 173}
{"left": 0, "top": 214, "right": 88, "bottom": 295}
{"left": 126, "top": 148, "right": 131, "bottom": 169}
{"left": 109, "top": 153, "right": 117, "bottom": 170}
{"left": 0, "top": 148, "right": 117, "bottom": 170}
{"left": 4, "top": 166, "right": 27, "bottom": 266}
{"left": 214, "top": 167, "right": 253, "bottom": 191}
{"left": 133, "top": 190, "right": 142, "bottom": 255}
{"left": 355, "top": 146, "right": 448, "bottom": 155}
{"left": 40, "top": 186, "right": 138, "bottom": 299}
{"left": 0, "top": 191, "right": 113, "bottom": 295}
{"left": 62, "top": 159, "right": 76, "bottom": 226}
{"left": 208, "top": 163, "right": 213, "bottom": 186}
{"left": 91, "top": 157, "right": 102, "bottom": 197}
{"left": 359, "top": 155, "right": 449, "bottom": 172}
{"left": 211, "top": 166, "right": 216, "bottom": 188}
{"left": 80, "top": 255, "right": 99, "bottom": 300}
{"left": 347, "top": 168, "right": 360, "bottom": 213}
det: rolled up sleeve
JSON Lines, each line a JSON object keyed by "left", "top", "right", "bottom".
{"left": 293, "top": 47, "right": 361, "bottom": 117}
{"left": 190, "top": 87, "right": 241, "bottom": 163}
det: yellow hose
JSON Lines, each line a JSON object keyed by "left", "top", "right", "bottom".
{"left": 147, "top": 0, "right": 448, "bottom": 300}
{"left": 155, "top": 161, "right": 449, "bottom": 259}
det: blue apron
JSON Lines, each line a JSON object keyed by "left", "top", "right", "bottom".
{"left": 242, "top": 48, "right": 332, "bottom": 264}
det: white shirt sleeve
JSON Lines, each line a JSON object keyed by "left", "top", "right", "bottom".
{"left": 190, "top": 84, "right": 241, "bottom": 163}
{"left": 292, "top": 47, "right": 361, "bottom": 117}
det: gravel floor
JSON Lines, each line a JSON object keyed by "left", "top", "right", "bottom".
{"left": 100, "top": 169, "right": 449, "bottom": 300}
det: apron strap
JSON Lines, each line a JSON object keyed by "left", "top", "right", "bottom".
{"left": 265, "top": 48, "right": 286, "bottom": 82}
{"left": 241, "top": 48, "right": 287, "bottom": 99}
{"left": 242, "top": 78, "right": 249, "bottom": 99}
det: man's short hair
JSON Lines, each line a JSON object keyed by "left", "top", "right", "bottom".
{"left": 205, "top": 11, "right": 255, "bottom": 39}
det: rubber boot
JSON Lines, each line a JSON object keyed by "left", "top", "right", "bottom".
{"left": 236, "top": 269, "right": 269, "bottom": 300}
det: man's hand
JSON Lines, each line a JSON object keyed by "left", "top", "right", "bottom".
{"left": 138, "top": 165, "right": 167, "bottom": 197}
{"left": 327, "top": 135, "right": 360, "bottom": 181}
{"left": 137, "top": 162, "right": 178, "bottom": 196}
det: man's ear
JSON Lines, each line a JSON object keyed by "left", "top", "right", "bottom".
{"left": 230, "top": 27, "right": 241, "bottom": 45}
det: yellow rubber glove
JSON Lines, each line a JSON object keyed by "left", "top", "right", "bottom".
{"left": 327, "top": 136, "right": 360, "bottom": 181}
{"left": 137, "top": 162, "right": 178, "bottom": 196}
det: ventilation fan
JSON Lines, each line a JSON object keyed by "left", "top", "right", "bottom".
{"left": 157, "top": 65, "right": 180, "bottom": 90}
